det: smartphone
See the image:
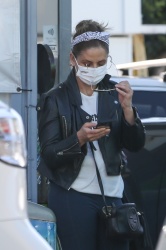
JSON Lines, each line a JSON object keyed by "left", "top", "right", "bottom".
{"left": 96, "top": 122, "right": 111, "bottom": 129}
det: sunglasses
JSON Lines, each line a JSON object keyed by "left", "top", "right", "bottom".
{"left": 93, "top": 88, "right": 116, "bottom": 92}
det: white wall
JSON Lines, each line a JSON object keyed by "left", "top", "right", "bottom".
{"left": 108, "top": 36, "right": 133, "bottom": 76}
{"left": 71, "top": 0, "right": 141, "bottom": 35}
{"left": 71, "top": 0, "right": 166, "bottom": 35}
{"left": 72, "top": 0, "right": 124, "bottom": 35}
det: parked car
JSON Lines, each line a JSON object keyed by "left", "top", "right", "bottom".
{"left": 28, "top": 200, "right": 62, "bottom": 250}
{"left": 0, "top": 100, "right": 53, "bottom": 250}
{"left": 110, "top": 65, "right": 166, "bottom": 249}
{"left": 123, "top": 118, "right": 166, "bottom": 249}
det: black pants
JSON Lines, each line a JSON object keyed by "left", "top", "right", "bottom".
{"left": 48, "top": 182, "right": 129, "bottom": 250}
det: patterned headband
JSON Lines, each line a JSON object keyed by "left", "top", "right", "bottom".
{"left": 71, "top": 31, "right": 110, "bottom": 50}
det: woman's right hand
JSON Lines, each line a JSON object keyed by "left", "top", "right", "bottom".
{"left": 77, "top": 122, "right": 110, "bottom": 146}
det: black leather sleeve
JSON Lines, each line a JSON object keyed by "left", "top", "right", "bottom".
{"left": 121, "top": 106, "right": 146, "bottom": 152}
{"left": 37, "top": 93, "right": 83, "bottom": 168}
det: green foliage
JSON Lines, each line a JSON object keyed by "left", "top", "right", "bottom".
{"left": 144, "top": 34, "right": 166, "bottom": 75}
{"left": 142, "top": 0, "right": 166, "bottom": 24}
{"left": 145, "top": 34, "right": 166, "bottom": 59}
{"left": 141, "top": 0, "right": 166, "bottom": 75}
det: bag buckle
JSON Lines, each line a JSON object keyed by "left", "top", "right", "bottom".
{"left": 102, "top": 206, "right": 112, "bottom": 217}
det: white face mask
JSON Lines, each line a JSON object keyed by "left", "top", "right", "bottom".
{"left": 75, "top": 60, "right": 107, "bottom": 86}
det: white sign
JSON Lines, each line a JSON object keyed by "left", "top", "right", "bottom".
{"left": 43, "top": 25, "right": 58, "bottom": 57}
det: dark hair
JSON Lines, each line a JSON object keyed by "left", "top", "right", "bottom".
{"left": 72, "top": 20, "right": 109, "bottom": 57}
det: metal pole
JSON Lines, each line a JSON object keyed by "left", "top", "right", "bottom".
{"left": 58, "top": 0, "right": 72, "bottom": 83}
{"left": 11, "top": 0, "right": 37, "bottom": 202}
{"left": 26, "top": 0, "right": 38, "bottom": 202}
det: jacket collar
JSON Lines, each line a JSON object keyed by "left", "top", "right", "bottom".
{"left": 65, "top": 69, "right": 82, "bottom": 106}
{"left": 64, "top": 70, "right": 118, "bottom": 122}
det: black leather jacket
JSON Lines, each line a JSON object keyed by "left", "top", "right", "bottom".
{"left": 37, "top": 70, "right": 146, "bottom": 190}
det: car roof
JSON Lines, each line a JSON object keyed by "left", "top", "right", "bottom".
{"left": 110, "top": 76, "right": 166, "bottom": 92}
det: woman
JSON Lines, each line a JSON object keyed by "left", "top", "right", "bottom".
{"left": 37, "top": 19, "right": 145, "bottom": 250}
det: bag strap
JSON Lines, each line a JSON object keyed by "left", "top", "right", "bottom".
{"left": 76, "top": 105, "right": 111, "bottom": 215}
{"left": 89, "top": 142, "right": 111, "bottom": 215}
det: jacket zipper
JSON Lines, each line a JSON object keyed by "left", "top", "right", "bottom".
{"left": 60, "top": 116, "right": 82, "bottom": 190}
{"left": 116, "top": 110, "right": 119, "bottom": 121}
{"left": 57, "top": 142, "right": 80, "bottom": 156}
{"left": 62, "top": 115, "right": 68, "bottom": 138}
{"left": 120, "top": 156, "right": 124, "bottom": 171}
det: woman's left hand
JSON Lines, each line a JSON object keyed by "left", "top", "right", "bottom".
{"left": 115, "top": 81, "right": 135, "bottom": 125}
{"left": 115, "top": 81, "right": 133, "bottom": 111}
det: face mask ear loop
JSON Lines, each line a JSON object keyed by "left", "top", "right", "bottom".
{"left": 72, "top": 54, "right": 79, "bottom": 73}
{"left": 107, "top": 55, "right": 122, "bottom": 83}
{"left": 107, "top": 55, "right": 113, "bottom": 70}
{"left": 111, "top": 61, "right": 121, "bottom": 83}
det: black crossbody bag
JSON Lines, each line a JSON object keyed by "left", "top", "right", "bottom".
{"left": 89, "top": 142, "right": 144, "bottom": 240}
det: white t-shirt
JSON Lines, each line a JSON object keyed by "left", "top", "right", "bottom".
{"left": 71, "top": 91, "right": 124, "bottom": 198}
